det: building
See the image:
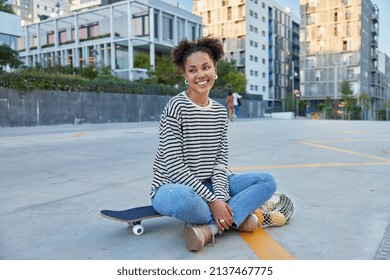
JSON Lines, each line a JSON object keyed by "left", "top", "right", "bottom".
{"left": 299, "top": 0, "right": 384, "bottom": 120}
{"left": 11, "top": 0, "right": 72, "bottom": 25}
{"left": 377, "top": 51, "right": 390, "bottom": 120}
{"left": 193, "top": 0, "right": 299, "bottom": 111}
{"left": 0, "top": 10, "right": 22, "bottom": 50}
{"left": 17, "top": 0, "right": 202, "bottom": 80}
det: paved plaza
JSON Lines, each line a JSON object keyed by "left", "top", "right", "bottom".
{"left": 0, "top": 118, "right": 389, "bottom": 260}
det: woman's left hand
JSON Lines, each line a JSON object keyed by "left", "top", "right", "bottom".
{"left": 207, "top": 199, "right": 233, "bottom": 233}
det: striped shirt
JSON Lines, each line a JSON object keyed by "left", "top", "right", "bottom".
{"left": 150, "top": 91, "right": 231, "bottom": 202}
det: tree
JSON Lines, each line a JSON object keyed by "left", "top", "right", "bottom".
{"left": 214, "top": 59, "right": 236, "bottom": 87}
{"left": 318, "top": 97, "right": 334, "bottom": 119}
{"left": 149, "top": 55, "right": 182, "bottom": 86}
{"left": 0, "top": 44, "right": 23, "bottom": 72}
{"left": 340, "top": 79, "right": 357, "bottom": 119}
{"left": 134, "top": 52, "right": 150, "bottom": 69}
{"left": 359, "top": 91, "right": 371, "bottom": 120}
{"left": 0, "top": 0, "right": 15, "bottom": 14}
{"left": 223, "top": 71, "right": 246, "bottom": 93}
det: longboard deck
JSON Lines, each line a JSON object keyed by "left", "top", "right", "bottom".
{"left": 100, "top": 205, "right": 162, "bottom": 223}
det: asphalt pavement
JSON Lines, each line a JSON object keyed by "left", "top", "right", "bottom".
{"left": 0, "top": 118, "right": 389, "bottom": 260}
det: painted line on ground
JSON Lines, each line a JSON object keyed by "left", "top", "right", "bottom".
{"left": 73, "top": 132, "right": 86, "bottom": 138}
{"left": 230, "top": 161, "right": 390, "bottom": 171}
{"left": 234, "top": 139, "right": 388, "bottom": 260}
{"left": 239, "top": 229, "right": 295, "bottom": 260}
{"left": 300, "top": 141, "right": 390, "bottom": 162}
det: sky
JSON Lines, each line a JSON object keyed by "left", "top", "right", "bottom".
{"left": 162, "top": 0, "right": 390, "bottom": 56}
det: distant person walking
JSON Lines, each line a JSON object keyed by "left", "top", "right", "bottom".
{"left": 226, "top": 90, "right": 235, "bottom": 121}
{"left": 306, "top": 105, "right": 311, "bottom": 119}
{"left": 233, "top": 91, "right": 242, "bottom": 118}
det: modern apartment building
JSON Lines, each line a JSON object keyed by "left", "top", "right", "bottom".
{"left": 193, "top": 0, "right": 299, "bottom": 111}
{"left": 17, "top": 0, "right": 202, "bottom": 80}
{"left": 11, "top": 0, "right": 72, "bottom": 25}
{"left": 377, "top": 51, "right": 390, "bottom": 120}
{"left": 299, "top": 0, "right": 384, "bottom": 120}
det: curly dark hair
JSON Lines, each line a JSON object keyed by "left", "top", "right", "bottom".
{"left": 171, "top": 35, "right": 224, "bottom": 72}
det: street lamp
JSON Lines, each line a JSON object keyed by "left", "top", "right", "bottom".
{"left": 334, "top": 63, "right": 338, "bottom": 120}
{"left": 291, "top": 59, "right": 299, "bottom": 116}
{"left": 386, "top": 82, "right": 389, "bottom": 121}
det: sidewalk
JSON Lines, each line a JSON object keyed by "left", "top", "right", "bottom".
{"left": 0, "top": 119, "right": 389, "bottom": 260}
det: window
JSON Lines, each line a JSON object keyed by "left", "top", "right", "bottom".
{"left": 347, "top": 69, "right": 354, "bottom": 79}
{"left": 133, "top": 13, "right": 149, "bottom": 37}
{"left": 177, "top": 18, "right": 185, "bottom": 41}
{"left": 47, "top": 32, "right": 54, "bottom": 44}
{"left": 343, "top": 40, "right": 348, "bottom": 51}
{"left": 346, "top": 24, "right": 350, "bottom": 36}
{"left": 59, "top": 30, "right": 66, "bottom": 44}
{"left": 162, "top": 14, "right": 173, "bottom": 41}
{"left": 345, "top": 10, "right": 351, "bottom": 20}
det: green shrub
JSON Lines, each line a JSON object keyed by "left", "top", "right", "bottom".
{"left": 0, "top": 67, "right": 178, "bottom": 96}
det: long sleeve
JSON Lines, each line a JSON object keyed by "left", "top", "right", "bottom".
{"left": 151, "top": 92, "right": 228, "bottom": 202}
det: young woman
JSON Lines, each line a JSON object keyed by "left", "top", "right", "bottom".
{"left": 226, "top": 90, "right": 235, "bottom": 121}
{"left": 150, "top": 35, "right": 277, "bottom": 251}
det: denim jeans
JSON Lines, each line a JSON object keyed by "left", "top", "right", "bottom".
{"left": 151, "top": 172, "right": 277, "bottom": 227}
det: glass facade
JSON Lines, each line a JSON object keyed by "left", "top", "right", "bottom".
{"left": 18, "top": 0, "right": 202, "bottom": 80}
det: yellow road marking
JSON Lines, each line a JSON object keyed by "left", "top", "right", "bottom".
{"left": 73, "top": 132, "right": 86, "bottom": 138}
{"left": 230, "top": 161, "right": 390, "bottom": 171}
{"left": 300, "top": 141, "right": 390, "bottom": 162}
{"left": 239, "top": 229, "right": 295, "bottom": 260}
{"left": 340, "top": 130, "right": 390, "bottom": 137}
{"left": 235, "top": 138, "right": 389, "bottom": 259}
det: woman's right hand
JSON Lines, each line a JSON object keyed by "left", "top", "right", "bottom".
{"left": 207, "top": 199, "right": 233, "bottom": 234}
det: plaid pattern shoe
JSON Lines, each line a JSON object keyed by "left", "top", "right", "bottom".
{"left": 184, "top": 223, "right": 215, "bottom": 251}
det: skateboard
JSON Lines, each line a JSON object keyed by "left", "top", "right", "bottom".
{"left": 100, "top": 205, "right": 162, "bottom": 235}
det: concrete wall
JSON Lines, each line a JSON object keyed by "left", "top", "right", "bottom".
{"left": 0, "top": 88, "right": 264, "bottom": 127}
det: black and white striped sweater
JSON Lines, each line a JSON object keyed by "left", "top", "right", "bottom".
{"left": 150, "top": 91, "right": 230, "bottom": 202}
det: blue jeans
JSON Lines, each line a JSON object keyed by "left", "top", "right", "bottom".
{"left": 235, "top": 105, "right": 240, "bottom": 116}
{"left": 151, "top": 172, "right": 276, "bottom": 227}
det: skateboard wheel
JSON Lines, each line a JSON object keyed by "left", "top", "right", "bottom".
{"left": 133, "top": 224, "right": 144, "bottom": 235}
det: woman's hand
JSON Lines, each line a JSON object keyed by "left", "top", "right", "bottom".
{"left": 207, "top": 199, "right": 233, "bottom": 234}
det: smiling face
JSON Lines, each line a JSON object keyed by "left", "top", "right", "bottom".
{"left": 183, "top": 51, "right": 217, "bottom": 96}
